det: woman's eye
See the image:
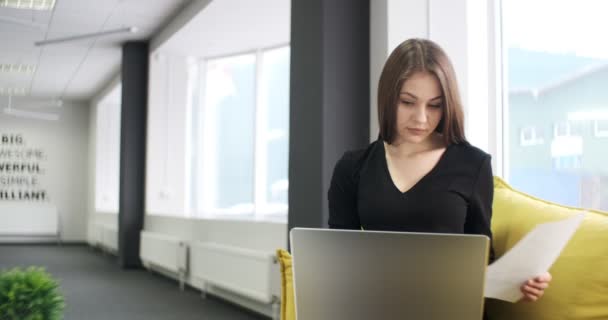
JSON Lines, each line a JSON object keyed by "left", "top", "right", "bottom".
{"left": 429, "top": 104, "right": 442, "bottom": 109}
{"left": 401, "top": 100, "right": 414, "bottom": 106}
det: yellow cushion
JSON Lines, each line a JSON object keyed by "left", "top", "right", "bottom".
{"left": 486, "top": 176, "right": 608, "bottom": 320}
{"left": 277, "top": 177, "right": 608, "bottom": 320}
{"left": 276, "top": 249, "right": 296, "bottom": 320}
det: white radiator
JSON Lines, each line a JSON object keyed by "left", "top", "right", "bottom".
{"left": 140, "top": 231, "right": 189, "bottom": 289}
{"left": 89, "top": 223, "right": 103, "bottom": 246}
{"left": 98, "top": 224, "right": 118, "bottom": 253}
{"left": 0, "top": 204, "right": 60, "bottom": 238}
{"left": 190, "top": 241, "right": 279, "bottom": 304}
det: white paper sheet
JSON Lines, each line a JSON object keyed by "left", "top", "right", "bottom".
{"left": 484, "top": 213, "right": 585, "bottom": 302}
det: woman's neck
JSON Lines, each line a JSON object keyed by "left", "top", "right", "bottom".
{"left": 385, "top": 134, "right": 444, "bottom": 158}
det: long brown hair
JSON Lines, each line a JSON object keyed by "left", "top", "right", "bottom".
{"left": 377, "top": 38, "right": 466, "bottom": 145}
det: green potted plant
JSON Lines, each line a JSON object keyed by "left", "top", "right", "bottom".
{"left": 0, "top": 267, "right": 65, "bottom": 320}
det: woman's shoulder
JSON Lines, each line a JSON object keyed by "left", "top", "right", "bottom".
{"left": 448, "top": 141, "right": 491, "bottom": 167}
{"left": 335, "top": 140, "right": 381, "bottom": 176}
{"left": 340, "top": 140, "right": 378, "bottom": 160}
{"left": 445, "top": 142, "right": 493, "bottom": 190}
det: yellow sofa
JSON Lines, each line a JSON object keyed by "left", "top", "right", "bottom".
{"left": 277, "top": 177, "right": 608, "bottom": 320}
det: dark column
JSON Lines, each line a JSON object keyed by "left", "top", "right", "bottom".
{"left": 118, "top": 41, "right": 148, "bottom": 268}
{"left": 288, "top": 0, "right": 370, "bottom": 237}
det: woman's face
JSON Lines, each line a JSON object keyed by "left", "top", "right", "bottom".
{"left": 394, "top": 71, "right": 444, "bottom": 145}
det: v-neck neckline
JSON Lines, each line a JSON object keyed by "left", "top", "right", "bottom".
{"left": 381, "top": 141, "right": 451, "bottom": 195}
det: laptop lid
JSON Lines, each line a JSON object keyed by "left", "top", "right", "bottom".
{"left": 290, "top": 228, "right": 489, "bottom": 320}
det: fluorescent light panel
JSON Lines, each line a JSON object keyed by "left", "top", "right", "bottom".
{"left": 0, "top": 0, "right": 56, "bottom": 10}
{"left": 3, "top": 107, "right": 59, "bottom": 121}
{"left": 0, "top": 63, "right": 36, "bottom": 74}
{"left": 35, "top": 26, "right": 138, "bottom": 46}
{"left": 0, "top": 15, "right": 48, "bottom": 29}
{"left": 0, "top": 87, "right": 27, "bottom": 96}
{"left": 20, "top": 99, "right": 62, "bottom": 108}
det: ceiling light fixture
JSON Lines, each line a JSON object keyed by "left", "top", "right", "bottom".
{"left": 0, "top": 63, "right": 36, "bottom": 74}
{"left": 20, "top": 98, "right": 62, "bottom": 108}
{"left": 4, "top": 107, "right": 59, "bottom": 121}
{"left": 0, "top": 0, "right": 56, "bottom": 11}
{"left": 0, "top": 15, "right": 48, "bottom": 29}
{"left": 3, "top": 95, "right": 59, "bottom": 121}
{"left": 34, "top": 26, "right": 138, "bottom": 46}
{"left": 0, "top": 87, "right": 27, "bottom": 96}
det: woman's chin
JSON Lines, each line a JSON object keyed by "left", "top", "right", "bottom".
{"left": 401, "top": 134, "right": 430, "bottom": 144}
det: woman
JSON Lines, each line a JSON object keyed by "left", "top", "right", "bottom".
{"left": 328, "top": 38, "right": 551, "bottom": 303}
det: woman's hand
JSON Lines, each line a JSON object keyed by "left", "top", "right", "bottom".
{"left": 520, "top": 272, "right": 552, "bottom": 302}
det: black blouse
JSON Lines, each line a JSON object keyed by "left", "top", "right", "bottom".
{"left": 328, "top": 139, "right": 495, "bottom": 262}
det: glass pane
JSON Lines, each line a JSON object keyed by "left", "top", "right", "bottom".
{"left": 202, "top": 54, "right": 256, "bottom": 213}
{"left": 95, "top": 95, "right": 121, "bottom": 213}
{"left": 259, "top": 46, "right": 290, "bottom": 215}
{"left": 504, "top": 0, "right": 608, "bottom": 210}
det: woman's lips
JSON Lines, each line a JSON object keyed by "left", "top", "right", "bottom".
{"left": 407, "top": 128, "right": 427, "bottom": 135}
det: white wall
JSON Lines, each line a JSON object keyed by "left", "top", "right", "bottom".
{"left": 370, "top": 0, "right": 430, "bottom": 141}
{"left": 150, "top": 0, "right": 213, "bottom": 52}
{"left": 429, "top": 0, "right": 491, "bottom": 154}
{"left": 0, "top": 99, "right": 89, "bottom": 241}
{"left": 84, "top": 0, "right": 291, "bottom": 243}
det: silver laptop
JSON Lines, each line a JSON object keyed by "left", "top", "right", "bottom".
{"left": 290, "top": 228, "right": 489, "bottom": 320}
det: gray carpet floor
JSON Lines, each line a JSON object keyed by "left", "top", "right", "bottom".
{"left": 0, "top": 244, "right": 268, "bottom": 320}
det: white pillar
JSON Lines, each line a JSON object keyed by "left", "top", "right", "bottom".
{"left": 370, "top": 0, "right": 430, "bottom": 142}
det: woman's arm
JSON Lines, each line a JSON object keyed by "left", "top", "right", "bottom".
{"left": 467, "top": 155, "right": 552, "bottom": 301}
{"left": 465, "top": 155, "right": 496, "bottom": 263}
{"left": 328, "top": 152, "right": 361, "bottom": 229}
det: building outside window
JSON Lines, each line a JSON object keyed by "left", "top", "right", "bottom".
{"left": 594, "top": 119, "right": 608, "bottom": 137}
{"left": 503, "top": 0, "right": 608, "bottom": 211}
{"left": 520, "top": 126, "right": 544, "bottom": 146}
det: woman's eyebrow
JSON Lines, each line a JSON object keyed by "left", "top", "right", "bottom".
{"left": 399, "top": 92, "right": 417, "bottom": 99}
{"left": 399, "top": 92, "right": 443, "bottom": 100}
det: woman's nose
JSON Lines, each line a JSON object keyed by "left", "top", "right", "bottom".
{"left": 412, "top": 105, "right": 427, "bottom": 123}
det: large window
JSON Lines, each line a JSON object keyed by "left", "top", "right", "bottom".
{"left": 94, "top": 86, "right": 121, "bottom": 213}
{"left": 200, "top": 54, "right": 256, "bottom": 214}
{"left": 194, "top": 46, "right": 290, "bottom": 219}
{"left": 258, "top": 47, "right": 290, "bottom": 214}
{"left": 502, "top": 0, "right": 608, "bottom": 210}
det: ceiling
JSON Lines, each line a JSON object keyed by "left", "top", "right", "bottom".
{"left": 160, "top": 0, "right": 290, "bottom": 59}
{"left": 0, "top": 0, "right": 189, "bottom": 101}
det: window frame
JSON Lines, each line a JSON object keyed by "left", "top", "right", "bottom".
{"left": 94, "top": 86, "right": 122, "bottom": 214}
{"left": 553, "top": 121, "right": 571, "bottom": 138}
{"left": 194, "top": 44, "right": 290, "bottom": 221}
{"left": 519, "top": 126, "right": 544, "bottom": 146}
{"left": 594, "top": 120, "right": 608, "bottom": 137}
